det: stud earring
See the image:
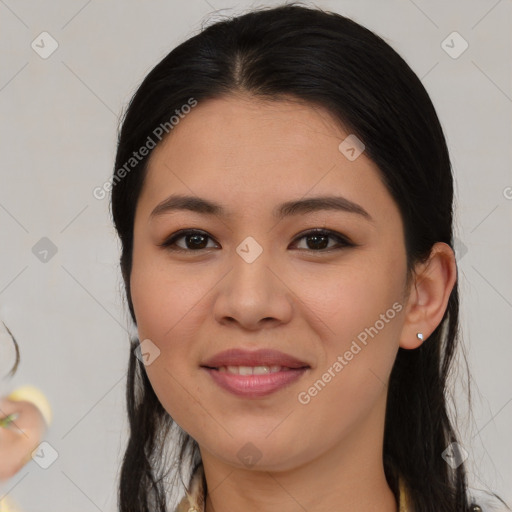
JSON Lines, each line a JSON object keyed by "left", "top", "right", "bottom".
{"left": 416, "top": 332, "right": 424, "bottom": 341}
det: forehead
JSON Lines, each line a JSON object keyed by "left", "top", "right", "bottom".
{"left": 152, "top": 95, "right": 339, "bottom": 158}
{"left": 137, "top": 94, "right": 396, "bottom": 225}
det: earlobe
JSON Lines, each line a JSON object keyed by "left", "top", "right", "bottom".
{"left": 399, "top": 242, "right": 457, "bottom": 350}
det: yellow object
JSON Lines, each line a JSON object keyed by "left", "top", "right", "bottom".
{"left": 6, "top": 386, "right": 52, "bottom": 427}
{"left": 0, "top": 495, "right": 22, "bottom": 512}
{"left": 0, "top": 386, "right": 52, "bottom": 512}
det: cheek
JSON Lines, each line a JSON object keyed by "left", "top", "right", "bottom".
{"left": 299, "top": 251, "right": 405, "bottom": 342}
{"left": 130, "top": 242, "right": 200, "bottom": 341}
{"left": 296, "top": 254, "right": 405, "bottom": 415}
{"left": 129, "top": 247, "right": 212, "bottom": 420}
{"left": 294, "top": 278, "right": 403, "bottom": 456}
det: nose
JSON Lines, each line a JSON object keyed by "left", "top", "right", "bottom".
{"left": 212, "top": 245, "right": 294, "bottom": 331}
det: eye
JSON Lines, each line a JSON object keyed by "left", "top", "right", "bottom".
{"left": 159, "top": 228, "right": 353, "bottom": 253}
{"left": 159, "top": 229, "right": 218, "bottom": 252}
{"left": 291, "top": 228, "right": 354, "bottom": 251}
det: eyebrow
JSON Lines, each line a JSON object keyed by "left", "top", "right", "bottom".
{"left": 149, "top": 194, "right": 374, "bottom": 222}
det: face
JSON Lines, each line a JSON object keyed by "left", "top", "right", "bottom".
{"left": 130, "top": 94, "right": 410, "bottom": 472}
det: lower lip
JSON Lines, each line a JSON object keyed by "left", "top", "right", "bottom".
{"left": 202, "top": 367, "right": 309, "bottom": 398}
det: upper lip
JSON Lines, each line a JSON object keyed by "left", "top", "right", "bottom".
{"left": 201, "top": 348, "right": 310, "bottom": 369}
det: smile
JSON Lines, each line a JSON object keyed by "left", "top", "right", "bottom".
{"left": 202, "top": 366, "right": 309, "bottom": 398}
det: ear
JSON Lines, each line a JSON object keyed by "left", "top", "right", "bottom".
{"left": 399, "top": 242, "right": 457, "bottom": 349}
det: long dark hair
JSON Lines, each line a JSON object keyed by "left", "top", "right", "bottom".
{"left": 111, "top": 4, "right": 505, "bottom": 511}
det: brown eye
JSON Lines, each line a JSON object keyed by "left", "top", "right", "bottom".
{"left": 159, "top": 228, "right": 353, "bottom": 254}
{"left": 160, "top": 230, "right": 218, "bottom": 252}
{"left": 291, "top": 229, "right": 353, "bottom": 251}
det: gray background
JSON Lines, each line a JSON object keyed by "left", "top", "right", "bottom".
{"left": 0, "top": 0, "right": 510, "bottom": 510}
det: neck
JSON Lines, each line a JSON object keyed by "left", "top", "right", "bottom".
{"left": 200, "top": 392, "right": 398, "bottom": 512}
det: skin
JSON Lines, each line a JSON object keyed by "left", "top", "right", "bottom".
{"left": 0, "top": 398, "right": 47, "bottom": 481}
{"left": 130, "top": 93, "right": 457, "bottom": 512}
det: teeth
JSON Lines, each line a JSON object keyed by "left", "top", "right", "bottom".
{"left": 217, "top": 365, "right": 286, "bottom": 375}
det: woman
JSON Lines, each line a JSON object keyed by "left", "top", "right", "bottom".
{"left": 110, "top": 4, "right": 510, "bottom": 511}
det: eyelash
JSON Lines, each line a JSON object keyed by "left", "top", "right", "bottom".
{"left": 158, "top": 228, "right": 354, "bottom": 254}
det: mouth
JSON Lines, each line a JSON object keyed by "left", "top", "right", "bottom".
{"left": 200, "top": 347, "right": 310, "bottom": 370}
{"left": 200, "top": 364, "right": 310, "bottom": 398}
{"left": 199, "top": 348, "right": 311, "bottom": 398}
{"left": 202, "top": 365, "right": 309, "bottom": 374}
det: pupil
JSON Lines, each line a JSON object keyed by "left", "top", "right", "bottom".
{"left": 308, "top": 235, "right": 328, "bottom": 250}
{"left": 188, "top": 234, "right": 207, "bottom": 249}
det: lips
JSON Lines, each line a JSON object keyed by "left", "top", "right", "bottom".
{"left": 200, "top": 348, "right": 310, "bottom": 370}
{"left": 203, "top": 366, "right": 309, "bottom": 398}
